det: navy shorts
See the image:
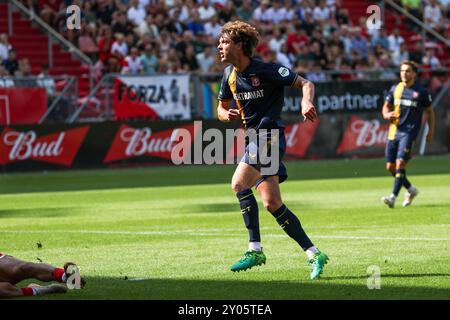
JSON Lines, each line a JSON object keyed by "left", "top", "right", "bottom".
{"left": 385, "top": 134, "right": 415, "bottom": 163}
{"left": 241, "top": 128, "right": 288, "bottom": 188}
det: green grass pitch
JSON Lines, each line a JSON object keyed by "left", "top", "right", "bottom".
{"left": 0, "top": 155, "right": 449, "bottom": 300}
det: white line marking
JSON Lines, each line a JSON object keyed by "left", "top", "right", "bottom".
{"left": 1, "top": 230, "right": 449, "bottom": 241}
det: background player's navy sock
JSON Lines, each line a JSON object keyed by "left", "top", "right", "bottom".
{"left": 390, "top": 170, "right": 411, "bottom": 189}
{"left": 271, "top": 204, "right": 314, "bottom": 251}
{"left": 393, "top": 169, "right": 407, "bottom": 196}
{"left": 236, "top": 189, "right": 260, "bottom": 243}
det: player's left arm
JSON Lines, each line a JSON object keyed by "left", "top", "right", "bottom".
{"left": 424, "top": 105, "right": 435, "bottom": 143}
{"left": 292, "top": 75, "right": 317, "bottom": 122}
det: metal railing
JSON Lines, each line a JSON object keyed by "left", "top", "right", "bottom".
{"left": 6, "top": 0, "right": 94, "bottom": 91}
{"left": 65, "top": 68, "right": 449, "bottom": 123}
{"left": 0, "top": 75, "right": 78, "bottom": 124}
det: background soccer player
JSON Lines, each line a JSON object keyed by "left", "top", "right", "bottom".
{"left": 381, "top": 60, "right": 435, "bottom": 208}
{"left": 216, "top": 21, "right": 328, "bottom": 280}
{"left": 0, "top": 252, "right": 84, "bottom": 298}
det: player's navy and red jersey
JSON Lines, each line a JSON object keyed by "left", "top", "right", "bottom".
{"left": 385, "top": 81, "right": 432, "bottom": 140}
{"left": 218, "top": 58, "right": 298, "bottom": 130}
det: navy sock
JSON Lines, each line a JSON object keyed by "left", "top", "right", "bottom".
{"left": 236, "top": 189, "right": 260, "bottom": 243}
{"left": 390, "top": 170, "right": 411, "bottom": 189}
{"left": 392, "top": 169, "right": 407, "bottom": 196}
{"left": 271, "top": 204, "right": 314, "bottom": 251}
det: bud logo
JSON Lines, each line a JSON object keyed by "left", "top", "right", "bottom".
{"left": 0, "top": 126, "right": 89, "bottom": 166}
{"left": 104, "top": 124, "right": 195, "bottom": 163}
{"left": 337, "top": 116, "right": 389, "bottom": 154}
{"left": 285, "top": 120, "right": 320, "bottom": 158}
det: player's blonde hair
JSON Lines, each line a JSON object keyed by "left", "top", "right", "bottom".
{"left": 219, "top": 21, "right": 259, "bottom": 57}
{"left": 400, "top": 60, "right": 418, "bottom": 73}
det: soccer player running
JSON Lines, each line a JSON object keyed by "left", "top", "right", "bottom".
{"left": 217, "top": 21, "right": 328, "bottom": 280}
{"left": 0, "top": 252, "right": 85, "bottom": 298}
{"left": 381, "top": 61, "right": 435, "bottom": 208}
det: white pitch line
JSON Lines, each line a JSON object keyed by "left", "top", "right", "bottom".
{"left": 1, "top": 230, "right": 450, "bottom": 242}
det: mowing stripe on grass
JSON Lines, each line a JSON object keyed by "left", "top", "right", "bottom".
{"left": 1, "top": 230, "right": 449, "bottom": 241}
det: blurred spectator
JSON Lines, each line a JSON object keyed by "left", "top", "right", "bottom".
{"left": 286, "top": 23, "right": 309, "bottom": 61}
{"left": 371, "top": 29, "right": 389, "bottom": 50}
{"left": 122, "top": 47, "right": 144, "bottom": 75}
{"left": 409, "top": 41, "right": 424, "bottom": 65}
{"left": 204, "top": 15, "right": 222, "bottom": 38}
{"left": 78, "top": 24, "right": 99, "bottom": 59}
{"left": 158, "top": 31, "right": 173, "bottom": 57}
{"left": 95, "top": 0, "right": 117, "bottom": 25}
{"left": 187, "top": 11, "right": 206, "bottom": 36}
{"left": 424, "top": 0, "right": 443, "bottom": 29}
{"left": 422, "top": 48, "right": 441, "bottom": 69}
{"left": 2, "top": 49, "right": 19, "bottom": 76}
{"left": 141, "top": 44, "right": 159, "bottom": 75}
{"left": 0, "top": 34, "right": 12, "bottom": 61}
{"left": 83, "top": 1, "right": 98, "bottom": 27}
{"left": 387, "top": 28, "right": 405, "bottom": 55}
{"left": 266, "top": 0, "right": 285, "bottom": 24}
{"left": 138, "top": 15, "right": 159, "bottom": 38}
{"left": 268, "top": 27, "right": 286, "bottom": 54}
{"left": 98, "top": 26, "right": 113, "bottom": 64}
{"left": 313, "top": 0, "right": 332, "bottom": 22}
{"left": 237, "top": 0, "right": 254, "bottom": 21}
{"left": 198, "top": 0, "right": 217, "bottom": 22}
{"left": 40, "top": 0, "right": 63, "bottom": 26}
{"left": 253, "top": 0, "right": 271, "bottom": 23}
{"left": 37, "top": 65, "right": 56, "bottom": 102}
{"left": 378, "top": 54, "right": 397, "bottom": 80}
{"left": 112, "top": 11, "right": 134, "bottom": 35}
{"left": 111, "top": 33, "right": 129, "bottom": 63}
{"left": 217, "top": 1, "right": 236, "bottom": 23}
{"left": 401, "top": 0, "right": 421, "bottom": 22}
{"left": 127, "top": 0, "right": 146, "bottom": 26}
{"left": 392, "top": 42, "right": 410, "bottom": 66}
{"left": 0, "top": 65, "right": 14, "bottom": 87}
{"left": 15, "top": 58, "right": 34, "bottom": 86}
{"left": 180, "top": 44, "right": 199, "bottom": 71}
{"left": 350, "top": 30, "right": 369, "bottom": 62}
{"left": 300, "top": 11, "right": 316, "bottom": 36}
{"left": 196, "top": 45, "right": 215, "bottom": 73}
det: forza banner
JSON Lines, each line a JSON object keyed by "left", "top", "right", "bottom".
{"left": 114, "top": 75, "right": 191, "bottom": 121}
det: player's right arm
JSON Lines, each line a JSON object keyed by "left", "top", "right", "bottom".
{"left": 381, "top": 101, "right": 397, "bottom": 121}
{"left": 217, "top": 99, "right": 241, "bottom": 122}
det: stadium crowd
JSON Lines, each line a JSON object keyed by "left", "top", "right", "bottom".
{"left": 1, "top": 0, "right": 449, "bottom": 84}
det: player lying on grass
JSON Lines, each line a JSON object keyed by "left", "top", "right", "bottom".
{"left": 0, "top": 252, "right": 85, "bottom": 298}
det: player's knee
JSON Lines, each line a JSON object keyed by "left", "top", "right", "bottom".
{"left": 396, "top": 160, "right": 406, "bottom": 169}
{"left": 231, "top": 182, "right": 247, "bottom": 193}
{"left": 263, "top": 198, "right": 282, "bottom": 213}
{"left": 386, "top": 163, "right": 395, "bottom": 173}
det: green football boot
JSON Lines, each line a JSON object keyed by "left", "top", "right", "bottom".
{"left": 230, "top": 250, "right": 266, "bottom": 272}
{"left": 308, "top": 251, "right": 329, "bottom": 280}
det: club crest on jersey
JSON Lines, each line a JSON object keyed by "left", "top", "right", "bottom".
{"left": 412, "top": 91, "right": 418, "bottom": 99}
{"left": 278, "top": 67, "right": 289, "bottom": 77}
{"left": 251, "top": 76, "right": 260, "bottom": 87}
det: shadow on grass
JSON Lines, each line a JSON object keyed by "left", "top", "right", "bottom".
{"left": 0, "top": 207, "right": 82, "bottom": 218}
{"left": 15, "top": 276, "right": 450, "bottom": 300}
{"left": 322, "top": 274, "right": 450, "bottom": 281}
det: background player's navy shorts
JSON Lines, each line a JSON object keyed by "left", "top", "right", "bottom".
{"left": 241, "top": 129, "right": 288, "bottom": 188}
{"left": 385, "top": 133, "right": 415, "bottom": 163}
